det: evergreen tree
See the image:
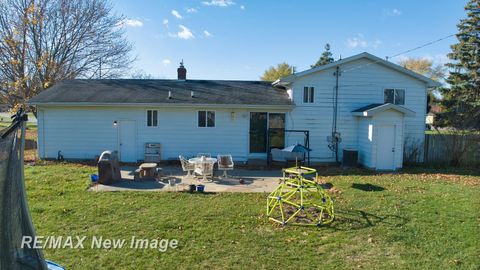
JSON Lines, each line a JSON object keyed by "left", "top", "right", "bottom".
{"left": 435, "top": 0, "right": 480, "bottom": 130}
{"left": 311, "top": 44, "right": 334, "bottom": 68}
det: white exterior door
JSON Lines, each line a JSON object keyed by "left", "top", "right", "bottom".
{"left": 119, "top": 120, "right": 136, "bottom": 162}
{"left": 376, "top": 125, "right": 396, "bottom": 170}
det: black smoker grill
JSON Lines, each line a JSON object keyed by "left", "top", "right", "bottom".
{"left": 97, "top": 150, "right": 121, "bottom": 184}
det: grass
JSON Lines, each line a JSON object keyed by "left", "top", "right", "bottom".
{"left": 425, "top": 130, "right": 480, "bottom": 135}
{"left": 24, "top": 162, "right": 480, "bottom": 269}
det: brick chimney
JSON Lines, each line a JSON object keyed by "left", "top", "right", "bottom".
{"left": 177, "top": 60, "right": 186, "bottom": 80}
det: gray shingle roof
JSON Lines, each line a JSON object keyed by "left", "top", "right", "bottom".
{"left": 351, "top": 103, "right": 384, "bottom": 112}
{"left": 29, "top": 79, "right": 293, "bottom": 107}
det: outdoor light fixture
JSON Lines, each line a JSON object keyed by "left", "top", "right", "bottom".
{"left": 113, "top": 120, "right": 118, "bottom": 126}
{"left": 230, "top": 111, "right": 235, "bottom": 120}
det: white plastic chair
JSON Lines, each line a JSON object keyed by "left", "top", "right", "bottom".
{"left": 194, "top": 161, "right": 214, "bottom": 181}
{"left": 179, "top": 155, "right": 194, "bottom": 176}
{"left": 197, "top": 153, "right": 211, "bottom": 158}
{"left": 217, "top": 155, "right": 234, "bottom": 178}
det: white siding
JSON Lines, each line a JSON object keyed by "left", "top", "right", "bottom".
{"left": 287, "top": 58, "right": 426, "bottom": 163}
{"left": 38, "top": 106, "right": 263, "bottom": 162}
{"left": 357, "top": 117, "right": 374, "bottom": 168}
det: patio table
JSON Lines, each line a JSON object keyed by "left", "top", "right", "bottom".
{"left": 189, "top": 157, "right": 217, "bottom": 181}
{"left": 188, "top": 157, "right": 217, "bottom": 164}
{"left": 139, "top": 163, "right": 157, "bottom": 179}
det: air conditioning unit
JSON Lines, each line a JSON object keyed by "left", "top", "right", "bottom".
{"left": 144, "top": 143, "right": 161, "bottom": 163}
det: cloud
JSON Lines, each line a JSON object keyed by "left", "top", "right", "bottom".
{"left": 203, "top": 30, "right": 213, "bottom": 37}
{"left": 171, "top": 10, "right": 182, "bottom": 19}
{"left": 163, "top": 19, "right": 169, "bottom": 26}
{"left": 392, "top": 9, "right": 402, "bottom": 16}
{"left": 346, "top": 34, "right": 382, "bottom": 49}
{"left": 118, "top": 18, "right": 143, "bottom": 28}
{"left": 240, "top": 5, "right": 245, "bottom": 10}
{"left": 178, "top": 25, "right": 194, "bottom": 39}
{"left": 384, "top": 8, "right": 402, "bottom": 16}
{"left": 169, "top": 25, "right": 195, "bottom": 40}
{"left": 187, "top": 8, "right": 198, "bottom": 13}
{"left": 162, "top": 59, "right": 171, "bottom": 66}
{"left": 202, "top": 0, "right": 235, "bottom": 7}
{"left": 347, "top": 36, "right": 368, "bottom": 48}
{"left": 372, "top": 39, "right": 382, "bottom": 49}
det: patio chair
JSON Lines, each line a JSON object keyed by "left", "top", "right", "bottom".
{"left": 217, "top": 154, "right": 234, "bottom": 178}
{"left": 194, "top": 161, "right": 214, "bottom": 181}
{"left": 197, "top": 153, "right": 211, "bottom": 158}
{"left": 179, "top": 155, "right": 194, "bottom": 176}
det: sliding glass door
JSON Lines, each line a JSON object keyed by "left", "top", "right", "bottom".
{"left": 268, "top": 113, "right": 285, "bottom": 150}
{"left": 249, "top": 112, "right": 268, "bottom": 153}
{"left": 249, "top": 112, "right": 285, "bottom": 153}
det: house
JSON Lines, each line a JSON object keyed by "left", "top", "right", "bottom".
{"left": 426, "top": 105, "right": 441, "bottom": 128}
{"left": 29, "top": 53, "right": 440, "bottom": 170}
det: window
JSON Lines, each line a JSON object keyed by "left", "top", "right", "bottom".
{"left": 146, "top": 110, "right": 158, "bottom": 127}
{"left": 303, "top": 87, "right": 314, "bottom": 103}
{"left": 384, "top": 89, "right": 405, "bottom": 105}
{"left": 198, "top": 111, "right": 215, "bottom": 127}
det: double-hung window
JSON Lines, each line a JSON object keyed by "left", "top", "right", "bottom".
{"left": 303, "top": 86, "right": 314, "bottom": 103}
{"left": 384, "top": 89, "right": 405, "bottom": 105}
{"left": 198, "top": 111, "right": 215, "bottom": 127}
{"left": 146, "top": 110, "right": 158, "bottom": 127}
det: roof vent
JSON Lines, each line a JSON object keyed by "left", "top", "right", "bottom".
{"left": 191, "top": 91, "right": 194, "bottom": 98}
{"left": 168, "top": 91, "right": 172, "bottom": 99}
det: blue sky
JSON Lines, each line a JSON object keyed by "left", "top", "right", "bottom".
{"left": 113, "top": 0, "right": 467, "bottom": 80}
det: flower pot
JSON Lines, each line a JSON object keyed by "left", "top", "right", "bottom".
{"left": 196, "top": 184, "right": 205, "bottom": 193}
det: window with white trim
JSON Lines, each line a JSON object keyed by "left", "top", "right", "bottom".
{"left": 384, "top": 89, "right": 405, "bottom": 105}
{"left": 198, "top": 111, "right": 215, "bottom": 127}
{"left": 303, "top": 87, "right": 314, "bottom": 103}
{"left": 146, "top": 110, "right": 158, "bottom": 127}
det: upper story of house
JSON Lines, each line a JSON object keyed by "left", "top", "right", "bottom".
{"left": 274, "top": 52, "right": 440, "bottom": 116}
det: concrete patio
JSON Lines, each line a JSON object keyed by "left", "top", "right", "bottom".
{"left": 89, "top": 165, "right": 283, "bottom": 193}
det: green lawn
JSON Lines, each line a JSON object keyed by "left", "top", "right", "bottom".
{"left": 25, "top": 163, "right": 480, "bottom": 269}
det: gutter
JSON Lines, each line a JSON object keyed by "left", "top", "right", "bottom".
{"left": 29, "top": 102, "right": 295, "bottom": 110}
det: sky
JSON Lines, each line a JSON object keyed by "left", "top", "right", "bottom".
{"left": 113, "top": 0, "right": 467, "bottom": 80}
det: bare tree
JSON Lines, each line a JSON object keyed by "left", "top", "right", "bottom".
{"left": 130, "top": 69, "right": 155, "bottom": 79}
{"left": 0, "top": 0, "right": 133, "bottom": 114}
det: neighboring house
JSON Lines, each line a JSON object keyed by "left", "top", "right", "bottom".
{"left": 426, "top": 105, "right": 441, "bottom": 128}
{"left": 29, "top": 52, "right": 440, "bottom": 170}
